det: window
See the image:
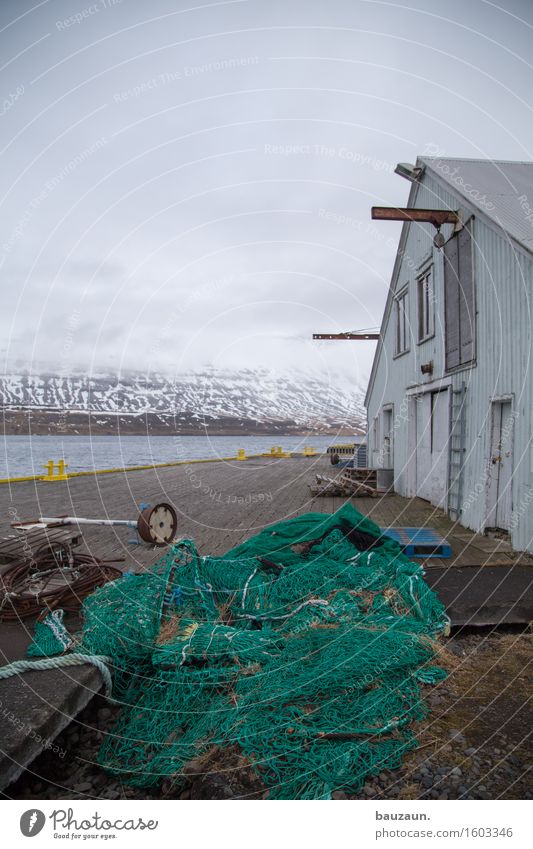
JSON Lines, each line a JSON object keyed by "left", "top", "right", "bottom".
{"left": 444, "top": 224, "right": 475, "bottom": 370}
{"left": 417, "top": 265, "right": 434, "bottom": 342}
{"left": 372, "top": 416, "right": 379, "bottom": 451}
{"left": 382, "top": 406, "right": 394, "bottom": 467}
{"left": 394, "top": 287, "right": 409, "bottom": 356}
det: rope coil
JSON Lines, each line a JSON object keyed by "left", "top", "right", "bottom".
{"left": 0, "top": 654, "right": 114, "bottom": 698}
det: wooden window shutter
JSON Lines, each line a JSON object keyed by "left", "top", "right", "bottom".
{"left": 444, "top": 224, "right": 475, "bottom": 369}
{"left": 444, "top": 234, "right": 461, "bottom": 369}
{"left": 458, "top": 226, "right": 474, "bottom": 363}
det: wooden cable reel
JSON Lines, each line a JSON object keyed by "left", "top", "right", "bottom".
{"left": 137, "top": 502, "right": 178, "bottom": 546}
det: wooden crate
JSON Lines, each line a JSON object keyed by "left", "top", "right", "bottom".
{"left": 0, "top": 526, "right": 83, "bottom": 568}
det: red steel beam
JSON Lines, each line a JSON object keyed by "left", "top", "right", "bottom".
{"left": 312, "top": 333, "right": 380, "bottom": 340}
{"left": 371, "top": 206, "right": 459, "bottom": 226}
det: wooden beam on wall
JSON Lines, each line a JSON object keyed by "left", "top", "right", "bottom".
{"left": 371, "top": 206, "right": 459, "bottom": 227}
{"left": 312, "top": 333, "right": 380, "bottom": 340}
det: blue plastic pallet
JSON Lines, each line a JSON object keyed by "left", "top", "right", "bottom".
{"left": 382, "top": 527, "right": 452, "bottom": 558}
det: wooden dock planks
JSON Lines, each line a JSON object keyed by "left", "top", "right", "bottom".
{"left": 0, "top": 455, "right": 531, "bottom": 789}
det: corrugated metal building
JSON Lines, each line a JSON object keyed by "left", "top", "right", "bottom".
{"left": 365, "top": 157, "right": 533, "bottom": 553}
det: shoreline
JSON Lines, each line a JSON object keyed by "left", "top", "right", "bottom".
{"left": 0, "top": 448, "right": 323, "bottom": 486}
{"left": 1, "top": 409, "right": 361, "bottom": 438}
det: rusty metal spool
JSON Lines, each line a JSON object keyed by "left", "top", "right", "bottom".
{"left": 137, "top": 502, "right": 178, "bottom": 546}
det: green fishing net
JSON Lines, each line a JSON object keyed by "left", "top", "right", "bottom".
{"left": 78, "top": 503, "right": 449, "bottom": 799}
{"left": 27, "top": 609, "right": 73, "bottom": 657}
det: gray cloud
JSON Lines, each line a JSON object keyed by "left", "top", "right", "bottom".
{"left": 1, "top": 0, "right": 532, "bottom": 382}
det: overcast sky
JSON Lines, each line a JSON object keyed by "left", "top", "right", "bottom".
{"left": 1, "top": 0, "right": 532, "bottom": 383}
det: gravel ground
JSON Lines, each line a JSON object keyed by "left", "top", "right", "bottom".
{"left": 4, "top": 630, "right": 532, "bottom": 801}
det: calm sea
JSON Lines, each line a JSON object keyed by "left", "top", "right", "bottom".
{"left": 0, "top": 434, "right": 344, "bottom": 478}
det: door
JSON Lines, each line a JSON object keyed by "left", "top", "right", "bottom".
{"left": 416, "top": 394, "right": 432, "bottom": 500}
{"left": 486, "top": 401, "right": 514, "bottom": 530}
{"left": 382, "top": 407, "right": 393, "bottom": 468}
{"left": 430, "top": 390, "right": 450, "bottom": 507}
{"left": 415, "top": 389, "right": 450, "bottom": 507}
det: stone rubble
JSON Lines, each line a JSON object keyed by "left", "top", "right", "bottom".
{"left": 5, "top": 632, "right": 532, "bottom": 801}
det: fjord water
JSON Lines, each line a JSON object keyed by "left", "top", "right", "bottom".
{"left": 0, "top": 434, "right": 343, "bottom": 478}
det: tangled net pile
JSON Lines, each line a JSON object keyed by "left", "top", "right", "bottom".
{"left": 78, "top": 504, "right": 448, "bottom": 799}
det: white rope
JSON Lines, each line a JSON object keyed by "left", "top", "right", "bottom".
{"left": 237, "top": 598, "right": 329, "bottom": 622}
{"left": 45, "top": 610, "right": 73, "bottom": 651}
{"left": 241, "top": 567, "right": 258, "bottom": 609}
{"left": 0, "top": 654, "right": 114, "bottom": 698}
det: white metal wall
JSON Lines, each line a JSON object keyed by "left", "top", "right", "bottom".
{"left": 366, "top": 172, "right": 533, "bottom": 553}
{"left": 457, "top": 216, "right": 533, "bottom": 552}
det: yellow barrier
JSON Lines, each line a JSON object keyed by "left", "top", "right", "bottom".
{"left": 261, "top": 446, "right": 291, "bottom": 458}
{"left": 42, "top": 459, "right": 69, "bottom": 481}
{"left": 0, "top": 447, "right": 323, "bottom": 485}
{"left": 0, "top": 473, "right": 43, "bottom": 484}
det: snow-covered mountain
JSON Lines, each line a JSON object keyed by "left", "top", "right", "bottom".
{"left": 0, "top": 369, "right": 366, "bottom": 434}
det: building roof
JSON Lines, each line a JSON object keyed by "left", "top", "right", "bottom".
{"left": 364, "top": 156, "right": 533, "bottom": 408}
{"left": 420, "top": 157, "right": 533, "bottom": 254}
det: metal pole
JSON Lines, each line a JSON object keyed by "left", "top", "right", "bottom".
{"left": 38, "top": 516, "right": 138, "bottom": 529}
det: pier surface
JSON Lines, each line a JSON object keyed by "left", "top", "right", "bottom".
{"left": 0, "top": 455, "right": 532, "bottom": 790}
{"left": 3, "top": 454, "right": 531, "bottom": 566}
